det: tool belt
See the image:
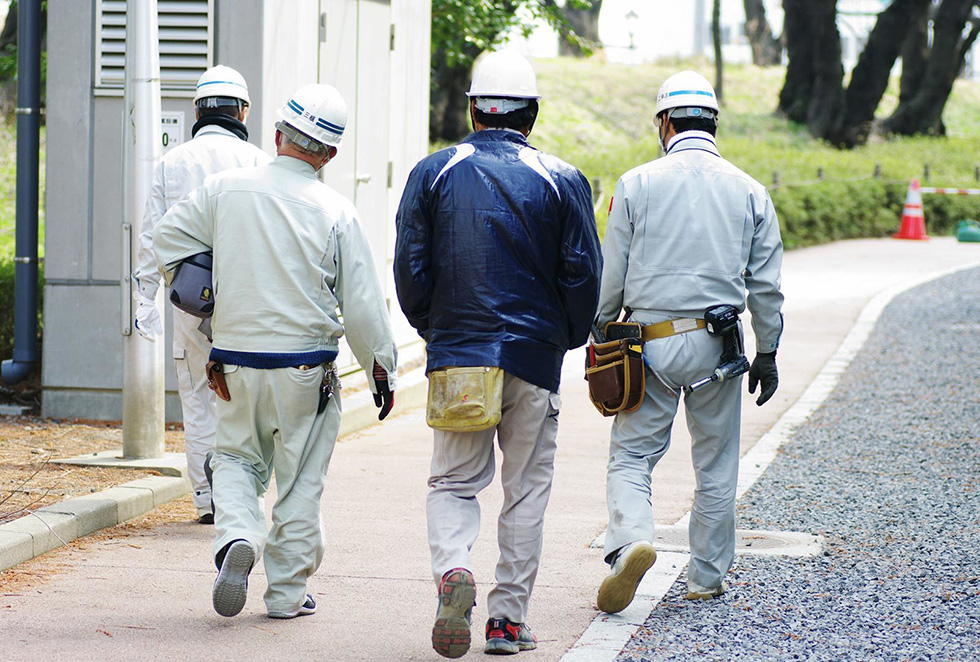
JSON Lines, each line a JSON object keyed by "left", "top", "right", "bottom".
{"left": 426, "top": 366, "right": 504, "bottom": 432}
{"left": 585, "top": 322, "right": 645, "bottom": 417}
{"left": 206, "top": 360, "right": 231, "bottom": 402}
{"left": 585, "top": 317, "right": 707, "bottom": 417}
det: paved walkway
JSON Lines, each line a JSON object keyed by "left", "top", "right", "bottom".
{"left": 3, "top": 238, "right": 980, "bottom": 661}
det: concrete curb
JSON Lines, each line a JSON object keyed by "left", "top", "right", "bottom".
{"left": 0, "top": 475, "right": 190, "bottom": 572}
{"left": 0, "top": 365, "right": 430, "bottom": 573}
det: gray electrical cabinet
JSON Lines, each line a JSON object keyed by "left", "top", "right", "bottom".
{"left": 42, "top": 0, "right": 431, "bottom": 421}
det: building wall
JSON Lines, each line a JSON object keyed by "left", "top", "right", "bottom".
{"left": 42, "top": 0, "right": 430, "bottom": 420}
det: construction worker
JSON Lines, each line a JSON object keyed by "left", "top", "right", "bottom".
{"left": 132, "top": 65, "right": 270, "bottom": 524}
{"left": 154, "top": 83, "right": 398, "bottom": 620}
{"left": 394, "top": 50, "right": 602, "bottom": 657}
{"left": 595, "top": 71, "right": 783, "bottom": 612}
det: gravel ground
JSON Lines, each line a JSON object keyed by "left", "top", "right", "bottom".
{"left": 618, "top": 269, "right": 980, "bottom": 662}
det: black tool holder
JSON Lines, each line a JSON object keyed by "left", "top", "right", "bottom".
{"left": 684, "top": 305, "right": 750, "bottom": 393}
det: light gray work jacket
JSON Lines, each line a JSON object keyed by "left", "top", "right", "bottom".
{"left": 597, "top": 131, "right": 784, "bottom": 353}
{"left": 153, "top": 155, "right": 397, "bottom": 390}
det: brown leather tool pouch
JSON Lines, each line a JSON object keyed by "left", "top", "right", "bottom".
{"left": 206, "top": 360, "right": 231, "bottom": 402}
{"left": 585, "top": 337, "right": 645, "bottom": 417}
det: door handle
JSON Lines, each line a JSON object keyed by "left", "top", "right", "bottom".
{"left": 356, "top": 173, "right": 372, "bottom": 184}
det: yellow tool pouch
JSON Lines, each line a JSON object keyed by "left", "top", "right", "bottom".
{"left": 426, "top": 366, "right": 504, "bottom": 432}
{"left": 585, "top": 323, "right": 646, "bottom": 417}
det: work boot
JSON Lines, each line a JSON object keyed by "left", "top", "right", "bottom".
{"left": 484, "top": 618, "right": 537, "bottom": 655}
{"left": 431, "top": 568, "right": 476, "bottom": 659}
{"left": 597, "top": 541, "right": 657, "bottom": 614}
{"left": 212, "top": 539, "right": 254, "bottom": 617}
{"left": 268, "top": 593, "right": 316, "bottom": 619}
{"left": 684, "top": 580, "right": 728, "bottom": 601}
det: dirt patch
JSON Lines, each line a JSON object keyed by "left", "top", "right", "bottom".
{"left": 0, "top": 415, "right": 187, "bottom": 524}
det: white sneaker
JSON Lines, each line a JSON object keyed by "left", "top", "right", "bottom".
{"left": 597, "top": 541, "right": 657, "bottom": 614}
{"left": 268, "top": 593, "right": 316, "bottom": 619}
{"left": 684, "top": 580, "right": 728, "bottom": 601}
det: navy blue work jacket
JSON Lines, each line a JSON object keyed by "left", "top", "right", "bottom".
{"left": 394, "top": 129, "right": 602, "bottom": 392}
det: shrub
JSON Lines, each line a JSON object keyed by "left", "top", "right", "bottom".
{"left": 0, "top": 256, "right": 44, "bottom": 364}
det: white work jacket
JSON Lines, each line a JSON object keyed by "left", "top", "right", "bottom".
{"left": 153, "top": 155, "right": 398, "bottom": 391}
{"left": 597, "top": 131, "right": 784, "bottom": 353}
{"left": 132, "top": 124, "right": 271, "bottom": 356}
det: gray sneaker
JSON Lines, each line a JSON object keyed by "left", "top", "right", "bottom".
{"left": 212, "top": 540, "right": 254, "bottom": 617}
{"left": 684, "top": 580, "right": 728, "bottom": 601}
{"left": 268, "top": 593, "right": 316, "bottom": 619}
{"left": 432, "top": 568, "right": 476, "bottom": 659}
{"left": 484, "top": 618, "right": 537, "bottom": 655}
{"left": 597, "top": 541, "right": 657, "bottom": 614}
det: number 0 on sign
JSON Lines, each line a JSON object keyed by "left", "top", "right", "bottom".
{"left": 161, "top": 112, "right": 185, "bottom": 154}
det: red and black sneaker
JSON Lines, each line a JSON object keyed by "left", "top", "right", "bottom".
{"left": 432, "top": 568, "right": 476, "bottom": 659}
{"left": 484, "top": 617, "right": 538, "bottom": 655}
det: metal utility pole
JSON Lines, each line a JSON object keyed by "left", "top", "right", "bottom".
{"left": 121, "top": 0, "right": 165, "bottom": 458}
{"left": 0, "top": 0, "right": 42, "bottom": 386}
{"left": 694, "top": 0, "right": 707, "bottom": 57}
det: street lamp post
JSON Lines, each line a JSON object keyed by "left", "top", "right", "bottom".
{"left": 626, "top": 9, "right": 639, "bottom": 50}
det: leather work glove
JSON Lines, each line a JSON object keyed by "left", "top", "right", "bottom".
{"left": 133, "top": 291, "right": 163, "bottom": 342}
{"left": 372, "top": 360, "right": 395, "bottom": 421}
{"left": 748, "top": 351, "right": 778, "bottom": 406}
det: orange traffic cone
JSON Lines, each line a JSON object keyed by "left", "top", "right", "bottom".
{"left": 893, "top": 178, "right": 929, "bottom": 240}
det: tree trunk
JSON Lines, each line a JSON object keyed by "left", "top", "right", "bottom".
{"left": 712, "top": 0, "right": 723, "bottom": 102}
{"left": 778, "top": 0, "right": 815, "bottom": 124}
{"left": 429, "top": 47, "right": 480, "bottom": 143}
{"left": 558, "top": 2, "right": 603, "bottom": 57}
{"left": 884, "top": 0, "right": 977, "bottom": 136}
{"left": 836, "top": 0, "right": 932, "bottom": 147}
{"left": 742, "top": 0, "right": 781, "bottom": 66}
{"left": 805, "top": 0, "right": 844, "bottom": 141}
{"left": 0, "top": 1, "right": 18, "bottom": 50}
{"left": 898, "top": 1, "right": 932, "bottom": 106}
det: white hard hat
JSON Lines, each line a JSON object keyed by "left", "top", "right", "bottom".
{"left": 467, "top": 50, "right": 540, "bottom": 114}
{"left": 277, "top": 83, "right": 348, "bottom": 148}
{"left": 194, "top": 65, "right": 250, "bottom": 105}
{"left": 654, "top": 71, "right": 719, "bottom": 117}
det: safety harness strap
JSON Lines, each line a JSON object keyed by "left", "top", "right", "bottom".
{"left": 640, "top": 318, "right": 706, "bottom": 341}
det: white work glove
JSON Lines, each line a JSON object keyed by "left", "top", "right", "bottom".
{"left": 133, "top": 291, "right": 163, "bottom": 342}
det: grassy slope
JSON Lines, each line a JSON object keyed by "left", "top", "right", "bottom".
{"left": 0, "top": 118, "right": 46, "bottom": 259}
{"left": 530, "top": 57, "right": 980, "bottom": 235}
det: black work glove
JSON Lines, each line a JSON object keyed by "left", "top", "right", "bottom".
{"left": 372, "top": 360, "right": 395, "bottom": 421}
{"left": 748, "top": 351, "right": 778, "bottom": 406}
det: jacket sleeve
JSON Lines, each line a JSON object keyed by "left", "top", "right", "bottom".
{"left": 596, "top": 177, "right": 632, "bottom": 328}
{"left": 334, "top": 214, "right": 399, "bottom": 392}
{"left": 745, "top": 188, "right": 785, "bottom": 353}
{"left": 133, "top": 161, "right": 168, "bottom": 298}
{"left": 558, "top": 170, "right": 603, "bottom": 349}
{"left": 153, "top": 182, "right": 215, "bottom": 285}
{"left": 393, "top": 162, "right": 433, "bottom": 337}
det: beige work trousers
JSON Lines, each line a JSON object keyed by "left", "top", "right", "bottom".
{"left": 210, "top": 363, "right": 340, "bottom": 615}
{"left": 427, "top": 372, "right": 561, "bottom": 624}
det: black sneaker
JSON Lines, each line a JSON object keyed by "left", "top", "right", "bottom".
{"left": 212, "top": 539, "right": 254, "bottom": 617}
{"left": 268, "top": 593, "right": 316, "bottom": 619}
{"left": 432, "top": 568, "right": 476, "bottom": 658}
{"left": 197, "top": 512, "right": 214, "bottom": 525}
{"left": 484, "top": 618, "right": 537, "bottom": 655}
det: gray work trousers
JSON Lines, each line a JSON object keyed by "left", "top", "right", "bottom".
{"left": 427, "top": 372, "right": 561, "bottom": 624}
{"left": 604, "top": 319, "right": 742, "bottom": 592}
{"left": 211, "top": 363, "right": 340, "bottom": 615}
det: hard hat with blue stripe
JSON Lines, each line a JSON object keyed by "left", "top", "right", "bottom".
{"left": 654, "top": 71, "right": 719, "bottom": 118}
{"left": 277, "top": 84, "right": 348, "bottom": 149}
{"left": 194, "top": 65, "right": 250, "bottom": 106}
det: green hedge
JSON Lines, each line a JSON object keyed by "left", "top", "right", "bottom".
{"left": 772, "top": 180, "right": 980, "bottom": 249}
{"left": 0, "top": 257, "right": 44, "bottom": 364}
